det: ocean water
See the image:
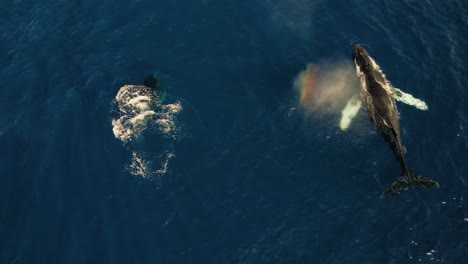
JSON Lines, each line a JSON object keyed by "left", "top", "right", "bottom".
{"left": 1, "top": 0, "right": 467, "bottom": 263}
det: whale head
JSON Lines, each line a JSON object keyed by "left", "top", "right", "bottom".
{"left": 353, "top": 44, "right": 370, "bottom": 70}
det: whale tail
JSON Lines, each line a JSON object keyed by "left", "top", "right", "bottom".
{"left": 380, "top": 172, "right": 439, "bottom": 199}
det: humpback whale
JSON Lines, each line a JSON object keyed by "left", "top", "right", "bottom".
{"left": 353, "top": 44, "right": 439, "bottom": 199}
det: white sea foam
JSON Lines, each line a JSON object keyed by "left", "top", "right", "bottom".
{"left": 112, "top": 85, "right": 182, "bottom": 143}
{"left": 128, "top": 95, "right": 152, "bottom": 111}
{"left": 127, "top": 150, "right": 177, "bottom": 178}
{"left": 155, "top": 103, "right": 183, "bottom": 140}
{"left": 128, "top": 151, "right": 152, "bottom": 178}
{"left": 156, "top": 152, "right": 176, "bottom": 175}
{"left": 112, "top": 84, "right": 182, "bottom": 177}
{"left": 130, "top": 110, "right": 156, "bottom": 126}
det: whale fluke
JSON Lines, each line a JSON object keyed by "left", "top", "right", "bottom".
{"left": 381, "top": 172, "right": 440, "bottom": 199}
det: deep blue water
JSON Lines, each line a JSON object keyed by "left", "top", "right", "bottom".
{"left": 1, "top": 0, "right": 467, "bottom": 263}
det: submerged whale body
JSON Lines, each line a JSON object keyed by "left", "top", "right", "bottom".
{"left": 143, "top": 75, "right": 167, "bottom": 103}
{"left": 353, "top": 44, "right": 439, "bottom": 199}
{"left": 143, "top": 75, "right": 160, "bottom": 91}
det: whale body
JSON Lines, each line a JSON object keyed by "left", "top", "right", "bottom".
{"left": 353, "top": 44, "right": 439, "bottom": 199}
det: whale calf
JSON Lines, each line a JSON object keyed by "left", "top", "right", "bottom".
{"left": 353, "top": 44, "right": 439, "bottom": 199}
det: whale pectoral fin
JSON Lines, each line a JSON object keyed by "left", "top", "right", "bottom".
{"left": 339, "top": 94, "right": 362, "bottom": 131}
{"left": 391, "top": 87, "right": 403, "bottom": 98}
{"left": 390, "top": 86, "right": 429, "bottom": 111}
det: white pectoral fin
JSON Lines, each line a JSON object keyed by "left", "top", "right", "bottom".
{"left": 339, "top": 94, "right": 362, "bottom": 131}
{"left": 391, "top": 86, "right": 428, "bottom": 111}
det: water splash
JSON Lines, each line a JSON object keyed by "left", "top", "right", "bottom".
{"left": 112, "top": 84, "right": 182, "bottom": 178}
